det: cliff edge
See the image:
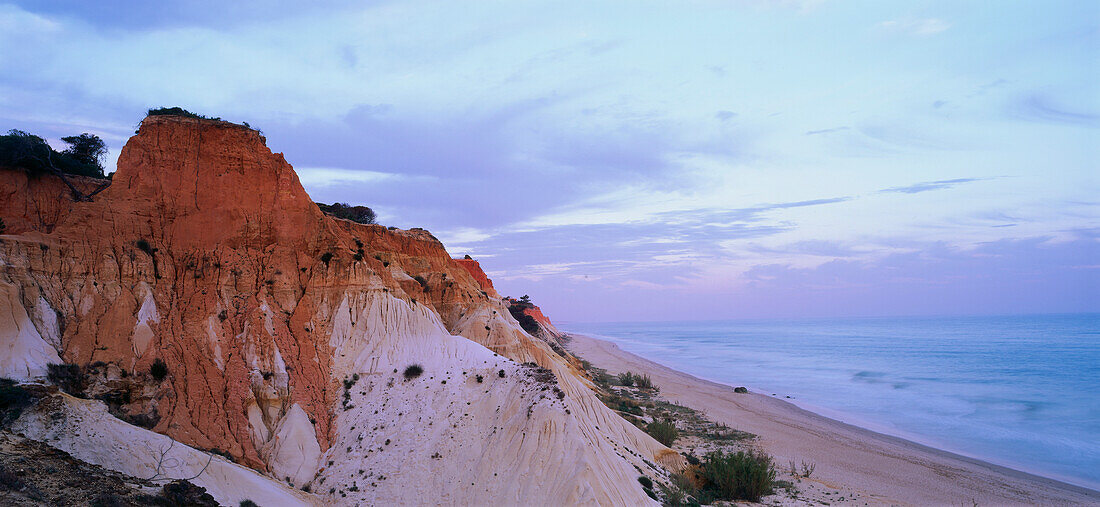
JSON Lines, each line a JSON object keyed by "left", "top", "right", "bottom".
{"left": 0, "top": 115, "right": 671, "bottom": 504}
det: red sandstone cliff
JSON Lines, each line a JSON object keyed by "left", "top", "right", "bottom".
{"left": 452, "top": 257, "right": 499, "bottom": 298}
{"left": 0, "top": 116, "right": 671, "bottom": 504}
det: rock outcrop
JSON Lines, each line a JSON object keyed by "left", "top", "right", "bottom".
{"left": 0, "top": 115, "right": 669, "bottom": 504}
{"left": 452, "top": 257, "right": 500, "bottom": 299}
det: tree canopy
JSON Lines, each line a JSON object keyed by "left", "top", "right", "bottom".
{"left": 61, "top": 133, "right": 108, "bottom": 170}
{"left": 0, "top": 129, "right": 105, "bottom": 178}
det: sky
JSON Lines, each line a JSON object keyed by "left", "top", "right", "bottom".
{"left": 1, "top": 0, "right": 1097, "bottom": 322}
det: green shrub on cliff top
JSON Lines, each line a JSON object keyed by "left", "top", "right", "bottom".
{"left": 317, "top": 202, "right": 376, "bottom": 225}
{"left": 146, "top": 107, "right": 220, "bottom": 121}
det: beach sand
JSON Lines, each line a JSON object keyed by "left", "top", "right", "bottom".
{"left": 567, "top": 333, "right": 1100, "bottom": 506}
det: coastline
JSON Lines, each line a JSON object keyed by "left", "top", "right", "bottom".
{"left": 566, "top": 332, "right": 1100, "bottom": 506}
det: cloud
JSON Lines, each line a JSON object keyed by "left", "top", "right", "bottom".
{"left": 876, "top": 18, "right": 950, "bottom": 36}
{"left": 1011, "top": 93, "right": 1100, "bottom": 127}
{"left": 805, "top": 126, "right": 849, "bottom": 135}
{"left": 748, "top": 240, "right": 860, "bottom": 258}
{"left": 7, "top": 0, "right": 369, "bottom": 30}
{"left": 450, "top": 196, "right": 854, "bottom": 292}
{"left": 734, "top": 234, "right": 1100, "bottom": 317}
{"left": 879, "top": 178, "right": 982, "bottom": 194}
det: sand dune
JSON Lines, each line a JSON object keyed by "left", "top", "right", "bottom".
{"left": 567, "top": 333, "right": 1100, "bottom": 506}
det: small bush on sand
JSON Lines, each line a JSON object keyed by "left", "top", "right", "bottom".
{"left": 239, "top": 500, "right": 259, "bottom": 507}
{"left": 700, "top": 449, "right": 776, "bottom": 502}
{"left": 635, "top": 373, "right": 653, "bottom": 389}
{"left": 645, "top": 419, "right": 678, "bottom": 446}
{"left": 403, "top": 364, "right": 424, "bottom": 380}
{"left": 617, "top": 371, "right": 634, "bottom": 386}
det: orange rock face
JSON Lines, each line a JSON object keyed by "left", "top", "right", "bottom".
{"left": 522, "top": 305, "right": 555, "bottom": 330}
{"left": 452, "top": 257, "right": 499, "bottom": 298}
{"left": 0, "top": 116, "right": 670, "bottom": 502}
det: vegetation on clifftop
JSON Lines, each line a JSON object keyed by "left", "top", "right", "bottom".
{"left": 145, "top": 107, "right": 262, "bottom": 133}
{"left": 507, "top": 295, "right": 541, "bottom": 335}
{"left": 316, "top": 202, "right": 377, "bottom": 225}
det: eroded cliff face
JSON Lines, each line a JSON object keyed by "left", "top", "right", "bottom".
{"left": 0, "top": 116, "right": 671, "bottom": 504}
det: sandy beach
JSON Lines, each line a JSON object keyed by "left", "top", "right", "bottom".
{"left": 567, "top": 333, "right": 1100, "bottom": 506}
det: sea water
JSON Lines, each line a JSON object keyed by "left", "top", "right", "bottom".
{"left": 564, "top": 314, "right": 1100, "bottom": 490}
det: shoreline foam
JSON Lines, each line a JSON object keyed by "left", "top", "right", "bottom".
{"left": 566, "top": 332, "right": 1100, "bottom": 506}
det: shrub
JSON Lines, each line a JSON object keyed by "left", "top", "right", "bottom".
{"left": 316, "top": 202, "right": 376, "bottom": 225}
{"left": 403, "top": 364, "right": 424, "bottom": 380}
{"left": 700, "top": 449, "right": 776, "bottom": 502}
{"left": 617, "top": 371, "right": 635, "bottom": 387}
{"left": 47, "top": 363, "right": 84, "bottom": 397}
{"left": 240, "top": 500, "right": 259, "bottom": 507}
{"left": 635, "top": 373, "right": 653, "bottom": 389}
{"left": 0, "top": 464, "right": 27, "bottom": 491}
{"left": 734, "top": 386, "right": 748, "bottom": 394}
{"left": 637, "top": 476, "right": 653, "bottom": 489}
{"left": 413, "top": 275, "right": 429, "bottom": 291}
{"left": 135, "top": 239, "right": 154, "bottom": 255}
{"left": 150, "top": 358, "right": 168, "bottom": 381}
{"left": 320, "top": 252, "right": 334, "bottom": 266}
{"left": 159, "top": 480, "right": 218, "bottom": 506}
{"left": 646, "top": 419, "right": 678, "bottom": 446}
{"left": 0, "top": 378, "right": 38, "bottom": 426}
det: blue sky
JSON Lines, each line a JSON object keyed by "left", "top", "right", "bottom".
{"left": 1, "top": 0, "right": 1096, "bottom": 321}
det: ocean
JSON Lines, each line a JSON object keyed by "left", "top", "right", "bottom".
{"left": 563, "top": 314, "right": 1100, "bottom": 490}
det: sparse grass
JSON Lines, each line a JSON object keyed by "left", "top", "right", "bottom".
{"left": 403, "top": 364, "right": 424, "bottom": 380}
{"left": 658, "top": 472, "right": 697, "bottom": 506}
{"left": 788, "top": 459, "right": 815, "bottom": 478}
